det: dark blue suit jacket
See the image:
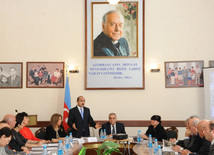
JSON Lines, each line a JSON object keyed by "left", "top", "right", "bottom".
{"left": 68, "top": 106, "right": 96, "bottom": 138}
{"left": 102, "top": 122, "right": 126, "bottom": 135}
{"left": 94, "top": 32, "right": 129, "bottom": 56}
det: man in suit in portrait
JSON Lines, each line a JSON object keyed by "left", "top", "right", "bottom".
{"left": 102, "top": 113, "right": 126, "bottom": 137}
{"left": 68, "top": 96, "right": 101, "bottom": 138}
{"left": 7, "top": 67, "right": 21, "bottom": 87}
{"left": 94, "top": 10, "right": 129, "bottom": 56}
{"left": 204, "top": 120, "right": 214, "bottom": 155}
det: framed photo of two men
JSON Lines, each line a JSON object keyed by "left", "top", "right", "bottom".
{"left": 0, "top": 62, "right": 23, "bottom": 88}
{"left": 85, "top": 0, "right": 145, "bottom": 89}
{"left": 165, "top": 61, "right": 204, "bottom": 88}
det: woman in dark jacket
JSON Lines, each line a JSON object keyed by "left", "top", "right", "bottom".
{"left": 142, "top": 115, "right": 167, "bottom": 141}
{"left": 45, "top": 113, "right": 67, "bottom": 142}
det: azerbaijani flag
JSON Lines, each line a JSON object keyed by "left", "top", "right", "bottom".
{"left": 63, "top": 76, "right": 71, "bottom": 132}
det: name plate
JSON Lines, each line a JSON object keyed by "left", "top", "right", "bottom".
{"left": 87, "top": 137, "right": 98, "bottom": 142}
{"left": 78, "top": 138, "right": 85, "bottom": 144}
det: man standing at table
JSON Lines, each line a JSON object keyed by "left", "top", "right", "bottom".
{"left": 68, "top": 96, "right": 101, "bottom": 138}
{"left": 102, "top": 113, "right": 126, "bottom": 137}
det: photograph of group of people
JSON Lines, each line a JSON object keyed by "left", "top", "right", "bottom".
{"left": 165, "top": 61, "right": 204, "bottom": 88}
{"left": 27, "top": 62, "right": 64, "bottom": 88}
{"left": 0, "top": 63, "right": 22, "bottom": 88}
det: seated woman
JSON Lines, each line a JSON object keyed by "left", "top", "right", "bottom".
{"left": 0, "top": 125, "right": 13, "bottom": 155}
{"left": 19, "top": 112, "right": 40, "bottom": 141}
{"left": 9, "top": 113, "right": 46, "bottom": 154}
{"left": 141, "top": 115, "right": 167, "bottom": 141}
{"left": 45, "top": 113, "right": 67, "bottom": 142}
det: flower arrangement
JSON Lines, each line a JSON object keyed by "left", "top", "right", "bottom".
{"left": 78, "top": 141, "right": 122, "bottom": 155}
{"left": 123, "top": 2, "right": 137, "bottom": 21}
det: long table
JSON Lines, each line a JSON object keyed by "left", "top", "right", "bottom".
{"left": 30, "top": 137, "right": 137, "bottom": 155}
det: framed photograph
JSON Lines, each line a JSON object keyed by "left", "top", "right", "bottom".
{"left": 26, "top": 62, "right": 64, "bottom": 88}
{"left": 0, "top": 62, "right": 23, "bottom": 88}
{"left": 209, "top": 60, "right": 214, "bottom": 67}
{"left": 85, "top": 0, "right": 144, "bottom": 89}
{"left": 165, "top": 61, "right": 204, "bottom": 88}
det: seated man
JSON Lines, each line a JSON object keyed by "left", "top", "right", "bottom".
{"left": 172, "top": 117, "right": 203, "bottom": 153}
{"left": 102, "top": 113, "right": 126, "bottom": 137}
{"left": 181, "top": 120, "right": 210, "bottom": 155}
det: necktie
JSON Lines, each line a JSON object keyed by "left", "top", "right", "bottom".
{"left": 80, "top": 108, "right": 84, "bottom": 119}
{"left": 112, "top": 125, "right": 115, "bottom": 134}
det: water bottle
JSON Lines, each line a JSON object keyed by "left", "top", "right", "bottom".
{"left": 137, "top": 130, "right": 141, "bottom": 144}
{"left": 58, "top": 140, "right": 63, "bottom": 155}
{"left": 69, "top": 132, "right": 73, "bottom": 147}
{"left": 154, "top": 139, "right": 158, "bottom": 154}
{"left": 103, "top": 129, "right": 107, "bottom": 139}
{"left": 65, "top": 135, "right": 69, "bottom": 150}
{"left": 157, "top": 145, "right": 162, "bottom": 155}
{"left": 42, "top": 145, "right": 47, "bottom": 155}
{"left": 100, "top": 129, "right": 104, "bottom": 140}
{"left": 148, "top": 134, "right": 153, "bottom": 148}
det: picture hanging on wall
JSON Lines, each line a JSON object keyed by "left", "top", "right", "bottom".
{"left": 0, "top": 62, "right": 23, "bottom": 88}
{"left": 209, "top": 60, "right": 214, "bottom": 67}
{"left": 85, "top": 0, "right": 145, "bottom": 89}
{"left": 26, "top": 62, "right": 64, "bottom": 88}
{"left": 165, "top": 61, "right": 204, "bottom": 88}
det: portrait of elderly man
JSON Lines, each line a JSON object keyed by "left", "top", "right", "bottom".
{"left": 94, "top": 10, "right": 130, "bottom": 57}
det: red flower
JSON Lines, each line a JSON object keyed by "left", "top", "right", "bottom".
{"left": 131, "top": 9, "right": 135, "bottom": 14}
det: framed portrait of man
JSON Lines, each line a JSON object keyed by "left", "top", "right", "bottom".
{"left": 85, "top": 0, "right": 144, "bottom": 89}
{"left": 0, "top": 62, "right": 23, "bottom": 89}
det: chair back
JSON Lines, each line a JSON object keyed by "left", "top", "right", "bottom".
{"left": 165, "top": 126, "right": 178, "bottom": 140}
{"left": 35, "top": 127, "right": 46, "bottom": 139}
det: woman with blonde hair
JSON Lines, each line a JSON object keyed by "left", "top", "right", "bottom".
{"left": 45, "top": 113, "right": 67, "bottom": 142}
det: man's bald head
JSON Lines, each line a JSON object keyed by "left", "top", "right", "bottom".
{"left": 197, "top": 120, "right": 209, "bottom": 138}
{"left": 3, "top": 114, "right": 16, "bottom": 129}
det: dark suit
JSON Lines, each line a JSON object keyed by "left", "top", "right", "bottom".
{"left": 209, "top": 143, "right": 214, "bottom": 155}
{"left": 189, "top": 137, "right": 210, "bottom": 155}
{"left": 45, "top": 125, "right": 67, "bottom": 141}
{"left": 102, "top": 122, "right": 126, "bottom": 135}
{"left": 7, "top": 75, "right": 21, "bottom": 87}
{"left": 187, "top": 133, "right": 203, "bottom": 152}
{"left": 94, "top": 32, "right": 129, "bottom": 56}
{"left": 145, "top": 124, "right": 167, "bottom": 141}
{"left": 68, "top": 106, "right": 96, "bottom": 138}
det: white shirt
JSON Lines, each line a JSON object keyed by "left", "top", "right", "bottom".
{"left": 211, "top": 139, "right": 214, "bottom": 145}
{"left": 111, "top": 124, "right": 117, "bottom": 134}
{"left": 195, "top": 67, "right": 201, "bottom": 74}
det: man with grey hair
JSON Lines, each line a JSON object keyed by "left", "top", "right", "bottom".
{"left": 173, "top": 116, "right": 203, "bottom": 153}
{"left": 94, "top": 10, "right": 129, "bottom": 56}
{"left": 101, "top": 113, "right": 126, "bottom": 137}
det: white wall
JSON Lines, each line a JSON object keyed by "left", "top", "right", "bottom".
{"left": 1, "top": 0, "right": 214, "bottom": 139}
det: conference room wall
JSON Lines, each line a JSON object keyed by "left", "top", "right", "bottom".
{"left": 0, "top": 0, "right": 213, "bottom": 138}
